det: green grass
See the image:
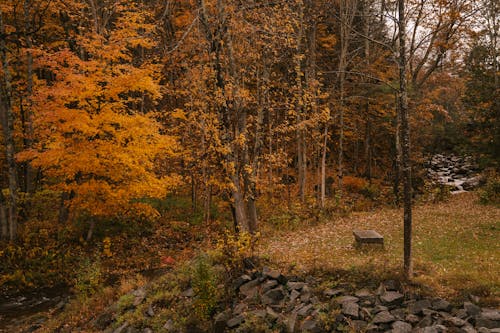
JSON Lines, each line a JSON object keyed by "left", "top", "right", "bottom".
{"left": 258, "top": 192, "right": 500, "bottom": 304}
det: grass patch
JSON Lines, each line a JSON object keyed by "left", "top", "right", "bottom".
{"left": 258, "top": 192, "right": 500, "bottom": 304}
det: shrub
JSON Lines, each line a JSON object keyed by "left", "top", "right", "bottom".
{"left": 479, "top": 176, "right": 500, "bottom": 205}
{"left": 191, "top": 254, "right": 221, "bottom": 319}
{"left": 74, "top": 257, "right": 102, "bottom": 298}
{"left": 343, "top": 176, "right": 368, "bottom": 193}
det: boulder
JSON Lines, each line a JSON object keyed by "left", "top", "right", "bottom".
{"left": 262, "top": 286, "right": 286, "bottom": 306}
{"left": 373, "top": 311, "right": 396, "bottom": 324}
{"left": 392, "top": 320, "right": 413, "bottom": 333}
{"left": 380, "top": 291, "right": 404, "bottom": 305}
{"left": 342, "top": 302, "right": 359, "bottom": 318}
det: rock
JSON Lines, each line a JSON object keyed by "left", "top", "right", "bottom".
{"left": 373, "top": 311, "right": 396, "bottom": 324}
{"left": 180, "top": 288, "right": 194, "bottom": 298}
{"left": 444, "top": 317, "right": 467, "bottom": 327}
{"left": 266, "top": 307, "right": 279, "bottom": 321}
{"left": 360, "top": 307, "right": 372, "bottom": 321}
{"left": 392, "top": 320, "right": 412, "bottom": 333}
{"left": 213, "top": 312, "right": 230, "bottom": 333}
{"left": 262, "top": 280, "right": 278, "bottom": 293}
{"left": 290, "top": 289, "right": 300, "bottom": 302}
{"left": 335, "top": 295, "right": 359, "bottom": 304}
{"left": 376, "top": 283, "right": 387, "bottom": 296}
{"left": 422, "top": 308, "right": 438, "bottom": 317}
{"left": 355, "top": 288, "right": 373, "bottom": 298}
{"left": 464, "top": 302, "right": 482, "bottom": 316}
{"left": 415, "top": 327, "right": 439, "bottom": 333}
{"left": 432, "top": 299, "right": 451, "bottom": 311}
{"left": 351, "top": 320, "right": 368, "bottom": 331}
{"left": 372, "top": 305, "right": 389, "bottom": 314}
{"left": 476, "top": 317, "right": 500, "bottom": 329}
{"left": 454, "top": 308, "right": 469, "bottom": 319}
{"left": 239, "top": 279, "right": 260, "bottom": 298}
{"left": 262, "top": 266, "right": 281, "bottom": 280}
{"left": 391, "top": 308, "right": 406, "bottom": 320}
{"left": 300, "top": 286, "right": 312, "bottom": 303}
{"left": 146, "top": 305, "right": 155, "bottom": 317}
{"left": 462, "top": 176, "right": 483, "bottom": 190}
{"left": 380, "top": 291, "right": 404, "bottom": 305}
{"left": 405, "top": 314, "right": 420, "bottom": 324}
{"left": 163, "top": 319, "right": 174, "bottom": 331}
{"left": 323, "top": 288, "right": 344, "bottom": 297}
{"left": 297, "top": 303, "right": 314, "bottom": 317}
{"left": 233, "top": 303, "right": 247, "bottom": 315}
{"left": 142, "top": 328, "right": 153, "bottom": 333}
{"left": 226, "top": 315, "right": 244, "bottom": 328}
{"left": 342, "top": 302, "right": 359, "bottom": 318}
{"left": 233, "top": 274, "right": 252, "bottom": 289}
{"left": 113, "top": 322, "right": 129, "bottom": 333}
{"left": 132, "top": 288, "right": 146, "bottom": 306}
{"left": 384, "top": 280, "right": 401, "bottom": 291}
{"left": 417, "top": 316, "right": 433, "bottom": 328}
{"left": 462, "top": 326, "right": 479, "bottom": 333}
{"left": 409, "top": 299, "right": 432, "bottom": 314}
{"left": 491, "top": 329, "right": 500, "bottom": 333}
{"left": 478, "top": 328, "right": 491, "bottom": 333}
{"left": 287, "top": 282, "right": 305, "bottom": 290}
{"left": 480, "top": 309, "right": 500, "bottom": 321}
{"left": 301, "top": 319, "right": 320, "bottom": 332}
{"left": 262, "top": 286, "right": 286, "bottom": 306}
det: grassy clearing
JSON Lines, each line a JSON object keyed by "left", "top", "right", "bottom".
{"left": 258, "top": 192, "right": 499, "bottom": 304}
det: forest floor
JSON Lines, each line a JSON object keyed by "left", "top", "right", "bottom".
{"left": 258, "top": 192, "right": 500, "bottom": 304}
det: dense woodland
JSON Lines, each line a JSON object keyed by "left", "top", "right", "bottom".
{"left": 0, "top": 0, "right": 499, "bottom": 301}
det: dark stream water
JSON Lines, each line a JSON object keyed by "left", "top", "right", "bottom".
{"left": 0, "top": 285, "right": 70, "bottom": 332}
{"left": 0, "top": 268, "right": 169, "bottom": 332}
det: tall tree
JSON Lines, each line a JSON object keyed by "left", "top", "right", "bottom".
{"left": 398, "top": 0, "right": 413, "bottom": 279}
{"left": 0, "top": 6, "right": 20, "bottom": 241}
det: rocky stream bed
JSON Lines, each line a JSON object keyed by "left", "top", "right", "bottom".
{"left": 427, "top": 154, "right": 483, "bottom": 194}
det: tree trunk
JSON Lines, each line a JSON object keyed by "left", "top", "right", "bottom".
{"left": 86, "top": 220, "right": 95, "bottom": 241}
{"left": 0, "top": 9, "right": 19, "bottom": 241}
{"left": 0, "top": 190, "right": 8, "bottom": 240}
{"left": 58, "top": 191, "right": 70, "bottom": 224}
{"left": 337, "top": 0, "right": 357, "bottom": 193}
{"left": 295, "top": 4, "right": 307, "bottom": 203}
{"left": 394, "top": 93, "right": 402, "bottom": 205}
{"left": 364, "top": 109, "right": 372, "bottom": 181}
{"left": 22, "top": 0, "right": 34, "bottom": 195}
{"left": 320, "top": 125, "right": 328, "bottom": 208}
{"left": 398, "top": 0, "right": 413, "bottom": 279}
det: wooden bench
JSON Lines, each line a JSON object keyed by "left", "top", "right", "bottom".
{"left": 353, "top": 230, "right": 384, "bottom": 248}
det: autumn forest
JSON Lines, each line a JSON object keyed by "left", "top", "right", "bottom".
{"left": 0, "top": 0, "right": 499, "bottom": 331}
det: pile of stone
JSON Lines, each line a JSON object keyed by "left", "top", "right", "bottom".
{"left": 427, "top": 154, "right": 482, "bottom": 194}
{"left": 214, "top": 267, "right": 499, "bottom": 333}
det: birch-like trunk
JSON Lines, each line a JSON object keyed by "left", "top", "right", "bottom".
{"left": 398, "top": 0, "right": 413, "bottom": 279}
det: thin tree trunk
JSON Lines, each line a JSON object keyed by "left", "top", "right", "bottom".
{"left": 58, "top": 192, "right": 70, "bottom": 224}
{"left": 398, "top": 0, "right": 413, "bottom": 279}
{"left": 0, "top": 190, "right": 8, "bottom": 240}
{"left": 365, "top": 110, "right": 372, "bottom": 181}
{"left": 296, "top": 4, "right": 307, "bottom": 203}
{"left": 23, "top": 0, "right": 34, "bottom": 194}
{"left": 86, "top": 220, "right": 95, "bottom": 241}
{"left": 320, "top": 125, "right": 328, "bottom": 208}
{"left": 337, "top": 0, "right": 357, "bottom": 193}
{"left": 394, "top": 93, "right": 402, "bottom": 205}
{"left": 1, "top": 9, "right": 19, "bottom": 241}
